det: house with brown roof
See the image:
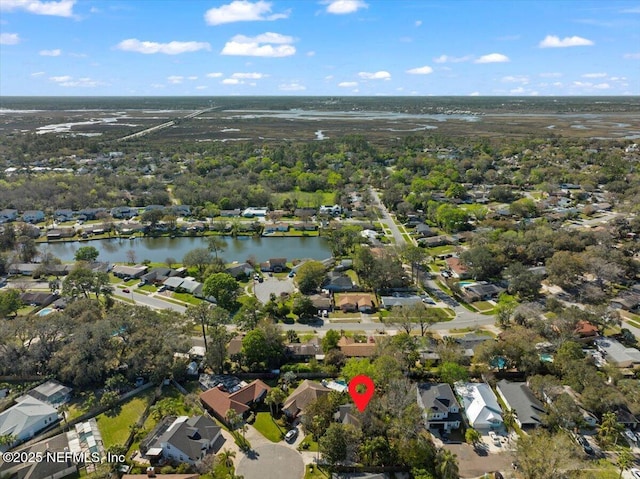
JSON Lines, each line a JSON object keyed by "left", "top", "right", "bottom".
{"left": 260, "top": 258, "right": 288, "bottom": 273}
{"left": 282, "top": 380, "right": 331, "bottom": 418}
{"left": 199, "top": 380, "right": 270, "bottom": 424}
{"left": 338, "top": 336, "right": 377, "bottom": 357}
{"left": 445, "top": 256, "right": 470, "bottom": 279}
{"left": 336, "top": 293, "right": 375, "bottom": 313}
{"left": 286, "top": 337, "right": 322, "bottom": 360}
{"left": 574, "top": 320, "right": 599, "bottom": 341}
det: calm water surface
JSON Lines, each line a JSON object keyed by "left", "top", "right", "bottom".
{"left": 41, "top": 236, "right": 332, "bottom": 264}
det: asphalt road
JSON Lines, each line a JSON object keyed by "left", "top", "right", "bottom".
{"left": 113, "top": 288, "right": 186, "bottom": 313}
{"left": 369, "top": 186, "right": 406, "bottom": 246}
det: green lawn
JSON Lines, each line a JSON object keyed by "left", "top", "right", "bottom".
{"left": 138, "top": 284, "right": 157, "bottom": 293}
{"left": 271, "top": 190, "right": 335, "bottom": 209}
{"left": 253, "top": 412, "right": 285, "bottom": 442}
{"left": 172, "top": 292, "right": 202, "bottom": 305}
{"left": 304, "top": 464, "right": 330, "bottom": 479}
{"left": 427, "top": 245, "right": 457, "bottom": 256}
{"left": 471, "top": 301, "right": 495, "bottom": 313}
{"left": 96, "top": 390, "right": 154, "bottom": 449}
{"left": 425, "top": 307, "right": 455, "bottom": 321}
{"left": 298, "top": 434, "right": 319, "bottom": 452}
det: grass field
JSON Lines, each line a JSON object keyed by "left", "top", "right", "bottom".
{"left": 304, "top": 464, "right": 330, "bottom": 479}
{"left": 253, "top": 412, "right": 285, "bottom": 442}
{"left": 471, "top": 301, "right": 495, "bottom": 313}
{"left": 271, "top": 190, "right": 335, "bottom": 209}
{"left": 298, "top": 434, "right": 319, "bottom": 452}
{"left": 425, "top": 307, "right": 455, "bottom": 321}
{"left": 96, "top": 390, "right": 154, "bottom": 449}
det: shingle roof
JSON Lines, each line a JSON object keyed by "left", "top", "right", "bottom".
{"left": 157, "top": 416, "right": 220, "bottom": 462}
{"left": 282, "top": 380, "right": 331, "bottom": 416}
{"left": 417, "top": 383, "right": 460, "bottom": 415}
{"left": 0, "top": 397, "right": 58, "bottom": 439}
{"left": 496, "top": 380, "right": 545, "bottom": 428}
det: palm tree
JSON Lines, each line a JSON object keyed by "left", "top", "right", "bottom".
{"left": 0, "top": 434, "right": 16, "bottom": 447}
{"left": 436, "top": 449, "right": 459, "bottom": 479}
{"left": 265, "top": 388, "right": 287, "bottom": 417}
{"left": 617, "top": 447, "right": 634, "bottom": 479}
{"left": 599, "top": 411, "right": 623, "bottom": 447}
{"left": 503, "top": 408, "right": 516, "bottom": 440}
{"left": 219, "top": 449, "right": 236, "bottom": 467}
{"left": 225, "top": 408, "right": 242, "bottom": 431}
{"left": 465, "top": 428, "right": 482, "bottom": 448}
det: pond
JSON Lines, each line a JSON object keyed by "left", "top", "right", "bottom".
{"left": 40, "top": 235, "right": 333, "bottom": 265}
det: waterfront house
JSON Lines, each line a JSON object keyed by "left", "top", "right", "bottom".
{"left": 53, "top": 209, "right": 74, "bottom": 222}
{"left": 226, "top": 262, "right": 254, "bottom": 279}
{"left": 242, "top": 207, "right": 268, "bottom": 218}
{"left": 112, "top": 264, "right": 148, "bottom": 279}
{"left": 417, "top": 383, "right": 462, "bottom": 432}
{"left": 260, "top": 258, "right": 287, "bottom": 273}
{"left": 111, "top": 206, "right": 138, "bottom": 219}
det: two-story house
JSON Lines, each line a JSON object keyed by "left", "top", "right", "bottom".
{"left": 417, "top": 383, "right": 462, "bottom": 432}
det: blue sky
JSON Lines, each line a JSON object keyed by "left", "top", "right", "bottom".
{"left": 0, "top": 0, "right": 638, "bottom": 96}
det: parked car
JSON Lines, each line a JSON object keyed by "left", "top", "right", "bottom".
{"left": 630, "top": 468, "right": 640, "bottom": 479}
{"left": 624, "top": 429, "right": 637, "bottom": 444}
{"left": 122, "top": 288, "right": 130, "bottom": 293}
{"left": 285, "top": 428, "right": 298, "bottom": 442}
{"left": 137, "top": 281, "right": 145, "bottom": 287}
{"left": 576, "top": 435, "right": 594, "bottom": 455}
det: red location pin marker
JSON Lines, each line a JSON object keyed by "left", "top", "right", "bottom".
{"left": 348, "top": 375, "right": 375, "bottom": 412}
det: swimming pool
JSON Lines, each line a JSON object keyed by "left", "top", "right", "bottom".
{"left": 540, "top": 353, "right": 554, "bottom": 363}
{"left": 459, "top": 281, "right": 475, "bottom": 287}
{"left": 37, "top": 307, "right": 54, "bottom": 317}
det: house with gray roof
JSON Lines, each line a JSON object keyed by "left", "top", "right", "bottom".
{"left": 380, "top": 295, "right": 423, "bottom": 309}
{"left": 111, "top": 264, "right": 148, "bottom": 279}
{"left": 0, "top": 432, "right": 76, "bottom": 479}
{"left": 17, "top": 380, "right": 72, "bottom": 409}
{"left": 496, "top": 380, "right": 545, "bottom": 431}
{"left": 417, "top": 383, "right": 462, "bottom": 432}
{"left": 141, "top": 415, "right": 221, "bottom": 465}
{"left": 594, "top": 337, "right": 640, "bottom": 368}
{"left": 163, "top": 276, "right": 185, "bottom": 291}
{"left": 0, "top": 397, "right": 60, "bottom": 449}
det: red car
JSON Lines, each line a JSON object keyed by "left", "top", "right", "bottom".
{"left": 123, "top": 288, "right": 130, "bottom": 293}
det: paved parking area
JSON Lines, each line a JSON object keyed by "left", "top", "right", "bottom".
{"left": 236, "top": 443, "right": 305, "bottom": 479}
{"left": 254, "top": 276, "right": 295, "bottom": 304}
{"left": 442, "top": 442, "right": 514, "bottom": 478}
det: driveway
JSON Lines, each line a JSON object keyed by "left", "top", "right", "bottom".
{"left": 442, "top": 442, "right": 514, "bottom": 479}
{"left": 236, "top": 443, "right": 305, "bottom": 479}
{"left": 254, "top": 276, "right": 295, "bottom": 304}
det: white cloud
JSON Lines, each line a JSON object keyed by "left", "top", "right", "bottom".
{"left": 206, "top": 72, "right": 224, "bottom": 78}
{"left": 553, "top": 81, "right": 563, "bottom": 87}
{"left": 221, "top": 32, "right": 295, "bottom": 57}
{"left": 539, "top": 72, "right": 562, "bottom": 78}
{"left": 325, "top": 75, "right": 334, "bottom": 80}
{"left": 40, "top": 49, "right": 62, "bottom": 56}
{"left": 151, "top": 83, "right": 165, "bottom": 89}
{"left": 593, "top": 82, "right": 610, "bottom": 89}
{"left": 509, "top": 87, "right": 525, "bottom": 94}
{"left": 338, "top": 81, "right": 358, "bottom": 87}
{"left": 502, "top": 75, "right": 529, "bottom": 84}
{"left": 49, "top": 75, "right": 72, "bottom": 82}
{"left": 49, "top": 75, "right": 103, "bottom": 87}
{"left": 572, "top": 81, "right": 592, "bottom": 87}
{"left": 358, "top": 70, "right": 391, "bottom": 80}
{"left": 188, "top": 76, "right": 198, "bottom": 80}
{"left": 167, "top": 75, "right": 184, "bottom": 84}
{"left": 204, "top": 0, "right": 289, "bottom": 25}
{"left": 0, "top": 32, "right": 20, "bottom": 45}
{"left": 324, "top": 0, "right": 368, "bottom": 15}
{"left": 624, "top": 52, "right": 640, "bottom": 59}
{"left": 116, "top": 38, "right": 211, "bottom": 55}
{"left": 475, "top": 53, "right": 510, "bottom": 63}
{"left": 279, "top": 82, "right": 306, "bottom": 91}
{"left": 582, "top": 72, "right": 607, "bottom": 78}
{"left": 406, "top": 65, "right": 433, "bottom": 75}
{"left": 222, "top": 78, "right": 240, "bottom": 85}
{"left": 415, "top": 20, "right": 422, "bottom": 27}
{"left": 196, "top": 85, "right": 207, "bottom": 90}
{"left": 433, "top": 54, "right": 472, "bottom": 64}
{"left": 469, "top": 92, "right": 480, "bottom": 96}
{"left": 31, "top": 71, "right": 45, "bottom": 77}
{"left": 1, "top": 0, "right": 75, "bottom": 17}
{"left": 231, "top": 72, "right": 266, "bottom": 79}
{"left": 539, "top": 35, "right": 594, "bottom": 48}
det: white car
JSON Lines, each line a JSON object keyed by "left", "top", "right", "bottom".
{"left": 624, "top": 429, "right": 637, "bottom": 444}
{"left": 285, "top": 429, "right": 298, "bottom": 442}
{"left": 630, "top": 468, "right": 640, "bottom": 479}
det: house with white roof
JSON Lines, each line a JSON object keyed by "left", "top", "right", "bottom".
{"left": 594, "top": 337, "right": 640, "bottom": 368}
{"left": 16, "top": 380, "right": 72, "bottom": 409}
{"left": 454, "top": 382, "right": 503, "bottom": 431}
{"left": 0, "top": 397, "right": 60, "bottom": 448}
